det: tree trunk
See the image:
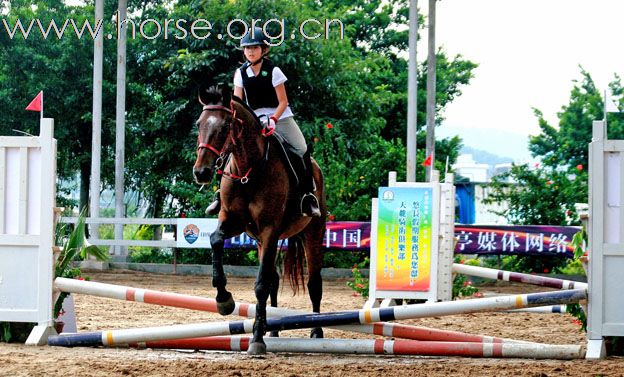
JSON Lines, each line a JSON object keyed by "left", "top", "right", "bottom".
{"left": 151, "top": 192, "right": 165, "bottom": 241}
{"left": 79, "top": 159, "right": 91, "bottom": 237}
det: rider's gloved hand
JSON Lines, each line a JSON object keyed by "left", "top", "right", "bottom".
{"left": 262, "top": 116, "right": 277, "bottom": 136}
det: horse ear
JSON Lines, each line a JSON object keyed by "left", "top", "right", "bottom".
{"left": 218, "top": 84, "right": 231, "bottom": 105}
{"left": 198, "top": 83, "right": 211, "bottom": 106}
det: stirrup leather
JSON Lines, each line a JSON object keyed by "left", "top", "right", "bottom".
{"left": 205, "top": 190, "right": 221, "bottom": 216}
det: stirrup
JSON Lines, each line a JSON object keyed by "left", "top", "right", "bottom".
{"left": 300, "top": 193, "right": 321, "bottom": 217}
{"left": 205, "top": 190, "right": 221, "bottom": 216}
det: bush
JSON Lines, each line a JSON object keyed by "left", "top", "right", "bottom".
{"left": 346, "top": 258, "right": 369, "bottom": 299}
{"left": 453, "top": 255, "right": 480, "bottom": 299}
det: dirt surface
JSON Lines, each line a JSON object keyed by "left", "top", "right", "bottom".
{"left": 1, "top": 270, "right": 622, "bottom": 376}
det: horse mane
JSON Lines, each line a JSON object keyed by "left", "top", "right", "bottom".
{"left": 199, "top": 85, "right": 226, "bottom": 106}
{"left": 231, "top": 95, "right": 263, "bottom": 130}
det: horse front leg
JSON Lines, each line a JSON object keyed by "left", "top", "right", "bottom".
{"left": 209, "top": 222, "right": 237, "bottom": 316}
{"left": 248, "top": 236, "right": 278, "bottom": 355}
{"left": 269, "top": 270, "right": 280, "bottom": 338}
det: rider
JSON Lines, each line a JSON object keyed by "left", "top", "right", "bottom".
{"left": 206, "top": 27, "right": 321, "bottom": 217}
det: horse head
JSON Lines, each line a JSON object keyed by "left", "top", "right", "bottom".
{"left": 193, "top": 85, "right": 233, "bottom": 184}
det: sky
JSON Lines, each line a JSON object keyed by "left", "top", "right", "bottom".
{"left": 422, "top": 0, "right": 624, "bottom": 161}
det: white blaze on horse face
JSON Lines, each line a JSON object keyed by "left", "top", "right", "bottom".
{"left": 207, "top": 115, "right": 218, "bottom": 126}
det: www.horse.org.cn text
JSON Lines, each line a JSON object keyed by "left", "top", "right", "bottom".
{"left": 1, "top": 15, "right": 344, "bottom": 45}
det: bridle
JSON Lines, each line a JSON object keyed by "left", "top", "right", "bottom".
{"left": 197, "top": 104, "right": 239, "bottom": 156}
{"left": 197, "top": 103, "right": 264, "bottom": 184}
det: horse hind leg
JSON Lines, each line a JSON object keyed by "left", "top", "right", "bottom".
{"left": 303, "top": 218, "right": 325, "bottom": 339}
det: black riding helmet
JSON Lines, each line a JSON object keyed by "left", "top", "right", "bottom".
{"left": 240, "top": 26, "right": 268, "bottom": 48}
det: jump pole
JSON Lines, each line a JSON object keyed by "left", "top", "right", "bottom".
{"left": 510, "top": 305, "right": 567, "bottom": 314}
{"left": 48, "top": 288, "right": 586, "bottom": 347}
{"left": 132, "top": 336, "right": 583, "bottom": 359}
{"left": 453, "top": 264, "right": 587, "bottom": 290}
{"left": 54, "top": 277, "right": 519, "bottom": 344}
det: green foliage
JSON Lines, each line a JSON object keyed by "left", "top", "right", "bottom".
{"left": 129, "top": 248, "right": 174, "bottom": 264}
{"left": 346, "top": 258, "right": 369, "bottom": 299}
{"left": 567, "top": 303, "right": 587, "bottom": 332}
{"left": 452, "top": 274, "right": 479, "bottom": 299}
{"left": 323, "top": 250, "right": 368, "bottom": 269}
{"left": 0, "top": 322, "right": 11, "bottom": 342}
{"left": 485, "top": 69, "right": 624, "bottom": 228}
{"left": 0, "top": 0, "right": 476, "bottom": 226}
{"left": 453, "top": 256, "right": 480, "bottom": 299}
{"left": 481, "top": 254, "right": 567, "bottom": 274}
{"left": 571, "top": 226, "right": 587, "bottom": 259}
{"left": 555, "top": 258, "right": 586, "bottom": 276}
{"left": 120, "top": 0, "right": 475, "bottom": 221}
{"left": 0, "top": 0, "right": 119, "bottom": 211}
{"left": 484, "top": 164, "right": 585, "bottom": 226}
{"left": 54, "top": 211, "right": 109, "bottom": 318}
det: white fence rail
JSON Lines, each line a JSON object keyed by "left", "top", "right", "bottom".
{"left": 60, "top": 217, "right": 177, "bottom": 248}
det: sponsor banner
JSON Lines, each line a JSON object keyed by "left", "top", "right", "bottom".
{"left": 375, "top": 187, "right": 434, "bottom": 292}
{"left": 454, "top": 225, "right": 579, "bottom": 257}
{"left": 221, "top": 221, "right": 372, "bottom": 249}
{"left": 176, "top": 219, "right": 579, "bottom": 258}
{"left": 176, "top": 218, "right": 219, "bottom": 248}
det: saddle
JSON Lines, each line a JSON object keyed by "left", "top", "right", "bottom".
{"left": 230, "top": 96, "right": 304, "bottom": 188}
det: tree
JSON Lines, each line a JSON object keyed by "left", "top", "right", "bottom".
{"left": 484, "top": 69, "right": 624, "bottom": 272}
{"left": 0, "top": 0, "right": 477, "bottom": 224}
{"left": 0, "top": 0, "right": 118, "bottom": 212}
{"left": 486, "top": 68, "right": 624, "bottom": 226}
{"left": 121, "top": 0, "right": 477, "bottom": 221}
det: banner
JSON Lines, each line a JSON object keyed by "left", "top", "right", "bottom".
{"left": 454, "top": 225, "right": 578, "bottom": 257}
{"left": 375, "top": 187, "right": 434, "bottom": 291}
{"left": 177, "top": 219, "right": 579, "bottom": 258}
{"left": 176, "top": 218, "right": 218, "bottom": 248}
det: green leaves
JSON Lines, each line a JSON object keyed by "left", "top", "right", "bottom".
{"left": 488, "top": 67, "right": 624, "bottom": 227}
{"left": 55, "top": 210, "right": 109, "bottom": 280}
{"left": 1, "top": 0, "right": 476, "bottom": 223}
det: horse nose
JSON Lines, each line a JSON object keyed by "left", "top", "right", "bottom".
{"left": 193, "top": 166, "right": 213, "bottom": 183}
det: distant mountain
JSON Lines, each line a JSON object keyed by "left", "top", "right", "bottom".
{"left": 460, "top": 146, "right": 514, "bottom": 166}
{"left": 438, "top": 125, "right": 534, "bottom": 163}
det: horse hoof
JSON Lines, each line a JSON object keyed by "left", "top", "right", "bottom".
{"left": 310, "top": 328, "right": 324, "bottom": 339}
{"left": 216, "top": 292, "right": 235, "bottom": 316}
{"left": 247, "top": 342, "right": 267, "bottom": 355}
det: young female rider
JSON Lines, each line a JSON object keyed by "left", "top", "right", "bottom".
{"left": 206, "top": 27, "right": 321, "bottom": 217}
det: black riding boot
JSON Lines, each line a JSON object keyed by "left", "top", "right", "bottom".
{"left": 300, "top": 152, "right": 321, "bottom": 218}
{"left": 205, "top": 189, "right": 221, "bottom": 216}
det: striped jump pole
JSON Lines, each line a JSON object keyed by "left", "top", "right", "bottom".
{"left": 48, "top": 288, "right": 587, "bottom": 348}
{"left": 54, "top": 277, "right": 519, "bottom": 344}
{"left": 452, "top": 264, "right": 588, "bottom": 290}
{"left": 133, "top": 336, "right": 584, "bottom": 359}
{"left": 510, "top": 305, "right": 567, "bottom": 314}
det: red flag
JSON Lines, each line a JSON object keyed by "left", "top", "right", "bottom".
{"left": 25, "top": 91, "right": 43, "bottom": 112}
{"left": 422, "top": 154, "right": 433, "bottom": 167}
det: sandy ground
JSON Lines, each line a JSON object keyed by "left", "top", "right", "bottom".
{"left": 1, "top": 270, "right": 623, "bottom": 377}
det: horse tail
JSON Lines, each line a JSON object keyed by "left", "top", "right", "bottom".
{"left": 283, "top": 236, "right": 306, "bottom": 294}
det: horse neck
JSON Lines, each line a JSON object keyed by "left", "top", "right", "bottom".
{"left": 229, "top": 118, "right": 265, "bottom": 173}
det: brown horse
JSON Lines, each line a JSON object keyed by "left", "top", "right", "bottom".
{"left": 192, "top": 86, "right": 326, "bottom": 355}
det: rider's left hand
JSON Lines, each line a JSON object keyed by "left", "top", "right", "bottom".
{"left": 262, "top": 116, "right": 277, "bottom": 136}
